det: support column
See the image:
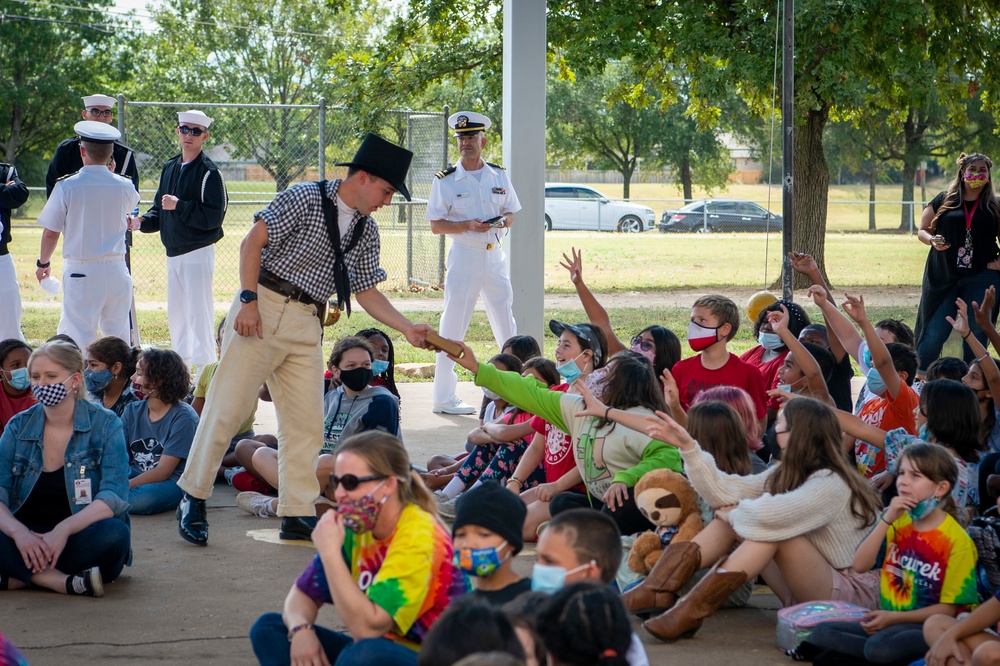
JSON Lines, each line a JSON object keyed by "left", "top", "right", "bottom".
{"left": 503, "top": 0, "right": 546, "bottom": 345}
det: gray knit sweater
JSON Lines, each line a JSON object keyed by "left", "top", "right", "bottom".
{"left": 681, "top": 444, "right": 871, "bottom": 569}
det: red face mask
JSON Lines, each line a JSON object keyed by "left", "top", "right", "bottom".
{"left": 687, "top": 320, "right": 722, "bottom": 352}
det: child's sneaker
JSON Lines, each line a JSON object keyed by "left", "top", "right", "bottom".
{"left": 435, "top": 492, "right": 459, "bottom": 520}
{"left": 224, "top": 466, "right": 246, "bottom": 485}
{"left": 231, "top": 471, "right": 272, "bottom": 494}
{"left": 237, "top": 491, "right": 277, "bottom": 518}
{"left": 66, "top": 567, "right": 104, "bottom": 597}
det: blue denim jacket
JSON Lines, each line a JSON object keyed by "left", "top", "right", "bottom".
{"left": 0, "top": 400, "right": 130, "bottom": 519}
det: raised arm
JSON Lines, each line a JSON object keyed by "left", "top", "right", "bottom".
{"left": 560, "top": 247, "right": 626, "bottom": 356}
{"left": 836, "top": 409, "right": 889, "bottom": 449}
{"left": 770, "top": 305, "right": 832, "bottom": 403}
{"left": 790, "top": 252, "right": 847, "bottom": 361}
{"left": 954, "top": 295, "right": 1000, "bottom": 414}
{"left": 844, "top": 292, "right": 901, "bottom": 399}
{"left": 972, "top": 286, "right": 1000, "bottom": 359}
{"left": 808, "top": 285, "right": 863, "bottom": 364}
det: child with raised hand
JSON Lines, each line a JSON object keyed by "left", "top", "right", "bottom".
{"left": 838, "top": 292, "right": 921, "bottom": 485}
{"left": 560, "top": 247, "right": 681, "bottom": 379}
{"left": 84, "top": 337, "right": 139, "bottom": 417}
{"left": 452, "top": 482, "right": 531, "bottom": 605}
{"left": 122, "top": 349, "right": 199, "bottom": 515}
{"left": 808, "top": 443, "right": 978, "bottom": 665}
{"left": 766, "top": 304, "right": 835, "bottom": 406}
{"left": 742, "top": 299, "right": 811, "bottom": 421}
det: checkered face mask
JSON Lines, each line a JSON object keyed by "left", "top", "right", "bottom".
{"left": 31, "top": 378, "right": 72, "bottom": 407}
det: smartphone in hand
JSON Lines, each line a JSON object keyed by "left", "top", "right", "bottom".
{"left": 483, "top": 215, "right": 506, "bottom": 228}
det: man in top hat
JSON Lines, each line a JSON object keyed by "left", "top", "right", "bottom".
{"left": 427, "top": 111, "right": 521, "bottom": 414}
{"left": 35, "top": 121, "right": 140, "bottom": 351}
{"left": 175, "top": 132, "right": 432, "bottom": 546}
{"left": 46, "top": 94, "right": 139, "bottom": 197}
{"left": 130, "top": 110, "right": 228, "bottom": 369}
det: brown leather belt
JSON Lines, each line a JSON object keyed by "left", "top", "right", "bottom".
{"left": 258, "top": 269, "right": 324, "bottom": 309}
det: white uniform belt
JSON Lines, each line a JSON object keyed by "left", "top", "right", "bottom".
{"left": 451, "top": 239, "right": 499, "bottom": 251}
{"left": 64, "top": 254, "right": 124, "bottom": 265}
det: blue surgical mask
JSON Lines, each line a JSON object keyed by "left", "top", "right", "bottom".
{"left": 454, "top": 541, "right": 508, "bottom": 577}
{"left": 530, "top": 561, "right": 593, "bottom": 594}
{"left": 758, "top": 331, "right": 784, "bottom": 351}
{"left": 908, "top": 495, "right": 940, "bottom": 521}
{"left": 482, "top": 387, "right": 501, "bottom": 401}
{"left": 84, "top": 368, "right": 114, "bottom": 394}
{"left": 4, "top": 367, "right": 30, "bottom": 391}
{"left": 866, "top": 367, "right": 886, "bottom": 395}
{"left": 556, "top": 353, "right": 587, "bottom": 384}
{"left": 918, "top": 424, "right": 931, "bottom": 442}
{"left": 371, "top": 360, "right": 390, "bottom": 376}
{"left": 776, "top": 383, "right": 791, "bottom": 394}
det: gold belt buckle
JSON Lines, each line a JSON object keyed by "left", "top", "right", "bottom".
{"left": 323, "top": 300, "right": 341, "bottom": 327}
{"left": 486, "top": 243, "right": 495, "bottom": 251}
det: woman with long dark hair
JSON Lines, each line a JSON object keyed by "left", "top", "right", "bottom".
{"left": 916, "top": 152, "right": 1000, "bottom": 372}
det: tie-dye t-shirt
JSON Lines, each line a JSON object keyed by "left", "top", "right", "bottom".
{"left": 878, "top": 512, "right": 978, "bottom": 612}
{"left": 295, "top": 503, "right": 469, "bottom": 650}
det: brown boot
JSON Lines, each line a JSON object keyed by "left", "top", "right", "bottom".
{"left": 642, "top": 560, "right": 747, "bottom": 641}
{"left": 621, "top": 541, "right": 702, "bottom": 615}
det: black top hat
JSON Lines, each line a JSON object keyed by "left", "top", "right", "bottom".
{"left": 336, "top": 132, "right": 413, "bottom": 201}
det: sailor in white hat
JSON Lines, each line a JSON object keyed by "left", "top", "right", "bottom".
{"left": 130, "top": 109, "right": 227, "bottom": 369}
{"left": 427, "top": 111, "right": 521, "bottom": 414}
{"left": 35, "top": 121, "right": 140, "bottom": 351}
{"left": 45, "top": 93, "right": 138, "bottom": 197}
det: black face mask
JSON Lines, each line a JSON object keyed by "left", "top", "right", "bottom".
{"left": 339, "top": 367, "right": 373, "bottom": 392}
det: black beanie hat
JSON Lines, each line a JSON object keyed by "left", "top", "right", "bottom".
{"left": 452, "top": 481, "right": 527, "bottom": 554}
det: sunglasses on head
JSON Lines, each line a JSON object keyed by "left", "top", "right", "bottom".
{"left": 630, "top": 336, "right": 654, "bottom": 352}
{"left": 178, "top": 125, "right": 206, "bottom": 136}
{"left": 328, "top": 473, "right": 386, "bottom": 492}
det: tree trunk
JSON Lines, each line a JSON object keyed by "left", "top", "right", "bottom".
{"left": 787, "top": 106, "right": 831, "bottom": 289}
{"left": 868, "top": 167, "right": 877, "bottom": 231}
{"left": 899, "top": 162, "right": 917, "bottom": 232}
{"left": 621, "top": 164, "right": 633, "bottom": 199}
{"left": 680, "top": 157, "right": 693, "bottom": 202}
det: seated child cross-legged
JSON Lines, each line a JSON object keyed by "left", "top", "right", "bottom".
{"left": 452, "top": 482, "right": 531, "bottom": 606}
{"left": 808, "top": 443, "right": 978, "bottom": 665}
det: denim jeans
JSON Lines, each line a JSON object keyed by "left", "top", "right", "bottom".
{"left": 0, "top": 517, "right": 130, "bottom": 584}
{"left": 917, "top": 268, "right": 1000, "bottom": 371}
{"left": 250, "top": 612, "right": 418, "bottom": 666}
{"left": 128, "top": 469, "right": 183, "bottom": 515}
{"left": 810, "top": 621, "right": 927, "bottom": 664}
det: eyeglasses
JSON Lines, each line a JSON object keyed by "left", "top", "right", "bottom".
{"left": 178, "top": 125, "right": 206, "bottom": 136}
{"left": 87, "top": 108, "right": 113, "bottom": 118}
{"left": 327, "top": 473, "right": 386, "bottom": 492}
{"left": 630, "top": 336, "right": 654, "bottom": 352}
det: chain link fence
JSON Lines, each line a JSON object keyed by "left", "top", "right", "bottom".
{"left": 118, "top": 99, "right": 448, "bottom": 306}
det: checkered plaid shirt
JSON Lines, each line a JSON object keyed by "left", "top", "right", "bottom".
{"left": 256, "top": 179, "right": 387, "bottom": 302}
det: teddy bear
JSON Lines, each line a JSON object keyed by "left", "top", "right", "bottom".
{"left": 627, "top": 468, "right": 704, "bottom": 575}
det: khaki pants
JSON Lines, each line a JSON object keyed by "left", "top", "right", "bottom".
{"left": 178, "top": 286, "right": 324, "bottom": 517}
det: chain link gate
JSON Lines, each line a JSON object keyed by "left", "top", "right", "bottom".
{"left": 118, "top": 98, "right": 448, "bottom": 312}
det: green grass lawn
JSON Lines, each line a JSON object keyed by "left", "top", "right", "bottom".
{"left": 22, "top": 302, "right": 946, "bottom": 383}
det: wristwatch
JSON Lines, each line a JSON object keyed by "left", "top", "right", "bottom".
{"left": 36, "top": 258, "right": 50, "bottom": 268}
{"left": 239, "top": 290, "right": 258, "bottom": 304}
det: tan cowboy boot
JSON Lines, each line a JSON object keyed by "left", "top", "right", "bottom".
{"left": 621, "top": 541, "right": 702, "bottom": 615}
{"left": 642, "top": 560, "right": 748, "bottom": 641}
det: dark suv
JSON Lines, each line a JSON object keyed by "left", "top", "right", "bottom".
{"left": 658, "top": 199, "right": 782, "bottom": 233}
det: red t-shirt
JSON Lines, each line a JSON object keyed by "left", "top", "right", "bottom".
{"left": 855, "top": 383, "right": 919, "bottom": 478}
{"left": 740, "top": 346, "right": 789, "bottom": 411}
{"left": 671, "top": 353, "right": 768, "bottom": 418}
{"left": 528, "top": 384, "right": 584, "bottom": 491}
{"left": 0, "top": 388, "right": 37, "bottom": 431}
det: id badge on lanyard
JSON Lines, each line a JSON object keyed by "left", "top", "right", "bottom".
{"left": 957, "top": 198, "right": 981, "bottom": 268}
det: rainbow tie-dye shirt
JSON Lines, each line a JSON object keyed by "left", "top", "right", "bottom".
{"left": 295, "top": 503, "right": 469, "bottom": 650}
{"left": 878, "top": 512, "right": 978, "bottom": 612}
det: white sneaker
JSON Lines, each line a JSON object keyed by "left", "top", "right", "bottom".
{"left": 435, "top": 491, "right": 459, "bottom": 520}
{"left": 237, "top": 491, "right": 277, "bottom": 518}
{"left": 432, "top": 395, "right": 477, "bottom": 415}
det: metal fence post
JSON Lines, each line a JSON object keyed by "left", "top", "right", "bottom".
{"left": 117, "top": 94, "right": 127, "bottom": 142}
{"left": 406, "top": 114, "right": 414, "bottom": 283}
{"left": 318, "top": 97, "right": 326, "bottom": 181}
{"left": 438, "top": 104, "right": 449, "bottom": 287}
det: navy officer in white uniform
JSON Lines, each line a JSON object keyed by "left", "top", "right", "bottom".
{"left": 427, "top": 111, "right": 521, "bottom": 414}
{"left": 35, "top": 121, "right": 140, "bottom": 351}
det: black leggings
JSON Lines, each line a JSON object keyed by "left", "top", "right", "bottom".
{"left": 549, "top": 487, "right": 653, "bottom": 536}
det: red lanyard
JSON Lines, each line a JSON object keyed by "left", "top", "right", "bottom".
{"left": 964, "top": 197, "right": 981, "bottom": 230}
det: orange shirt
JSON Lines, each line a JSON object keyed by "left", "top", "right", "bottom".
{"left": 855, "top": 383, "right": 919, "bottom": 478}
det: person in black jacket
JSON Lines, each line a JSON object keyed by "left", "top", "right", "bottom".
{"left": 0, "top": 163, "right": 30, "bottom": 341}
{"left": 45, "top": 94, "right": 139, "bottom": 197}
{"left": 129, "top": 110, "right": 228, "bottom": 369}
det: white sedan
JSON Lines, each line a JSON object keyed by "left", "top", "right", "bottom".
{"left": 544, "top": 184, "right": 656, "bottom": 232}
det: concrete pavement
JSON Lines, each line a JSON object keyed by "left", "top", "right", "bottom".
{"left": 3, "top": 381, "right": 792, "bottom": 665}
